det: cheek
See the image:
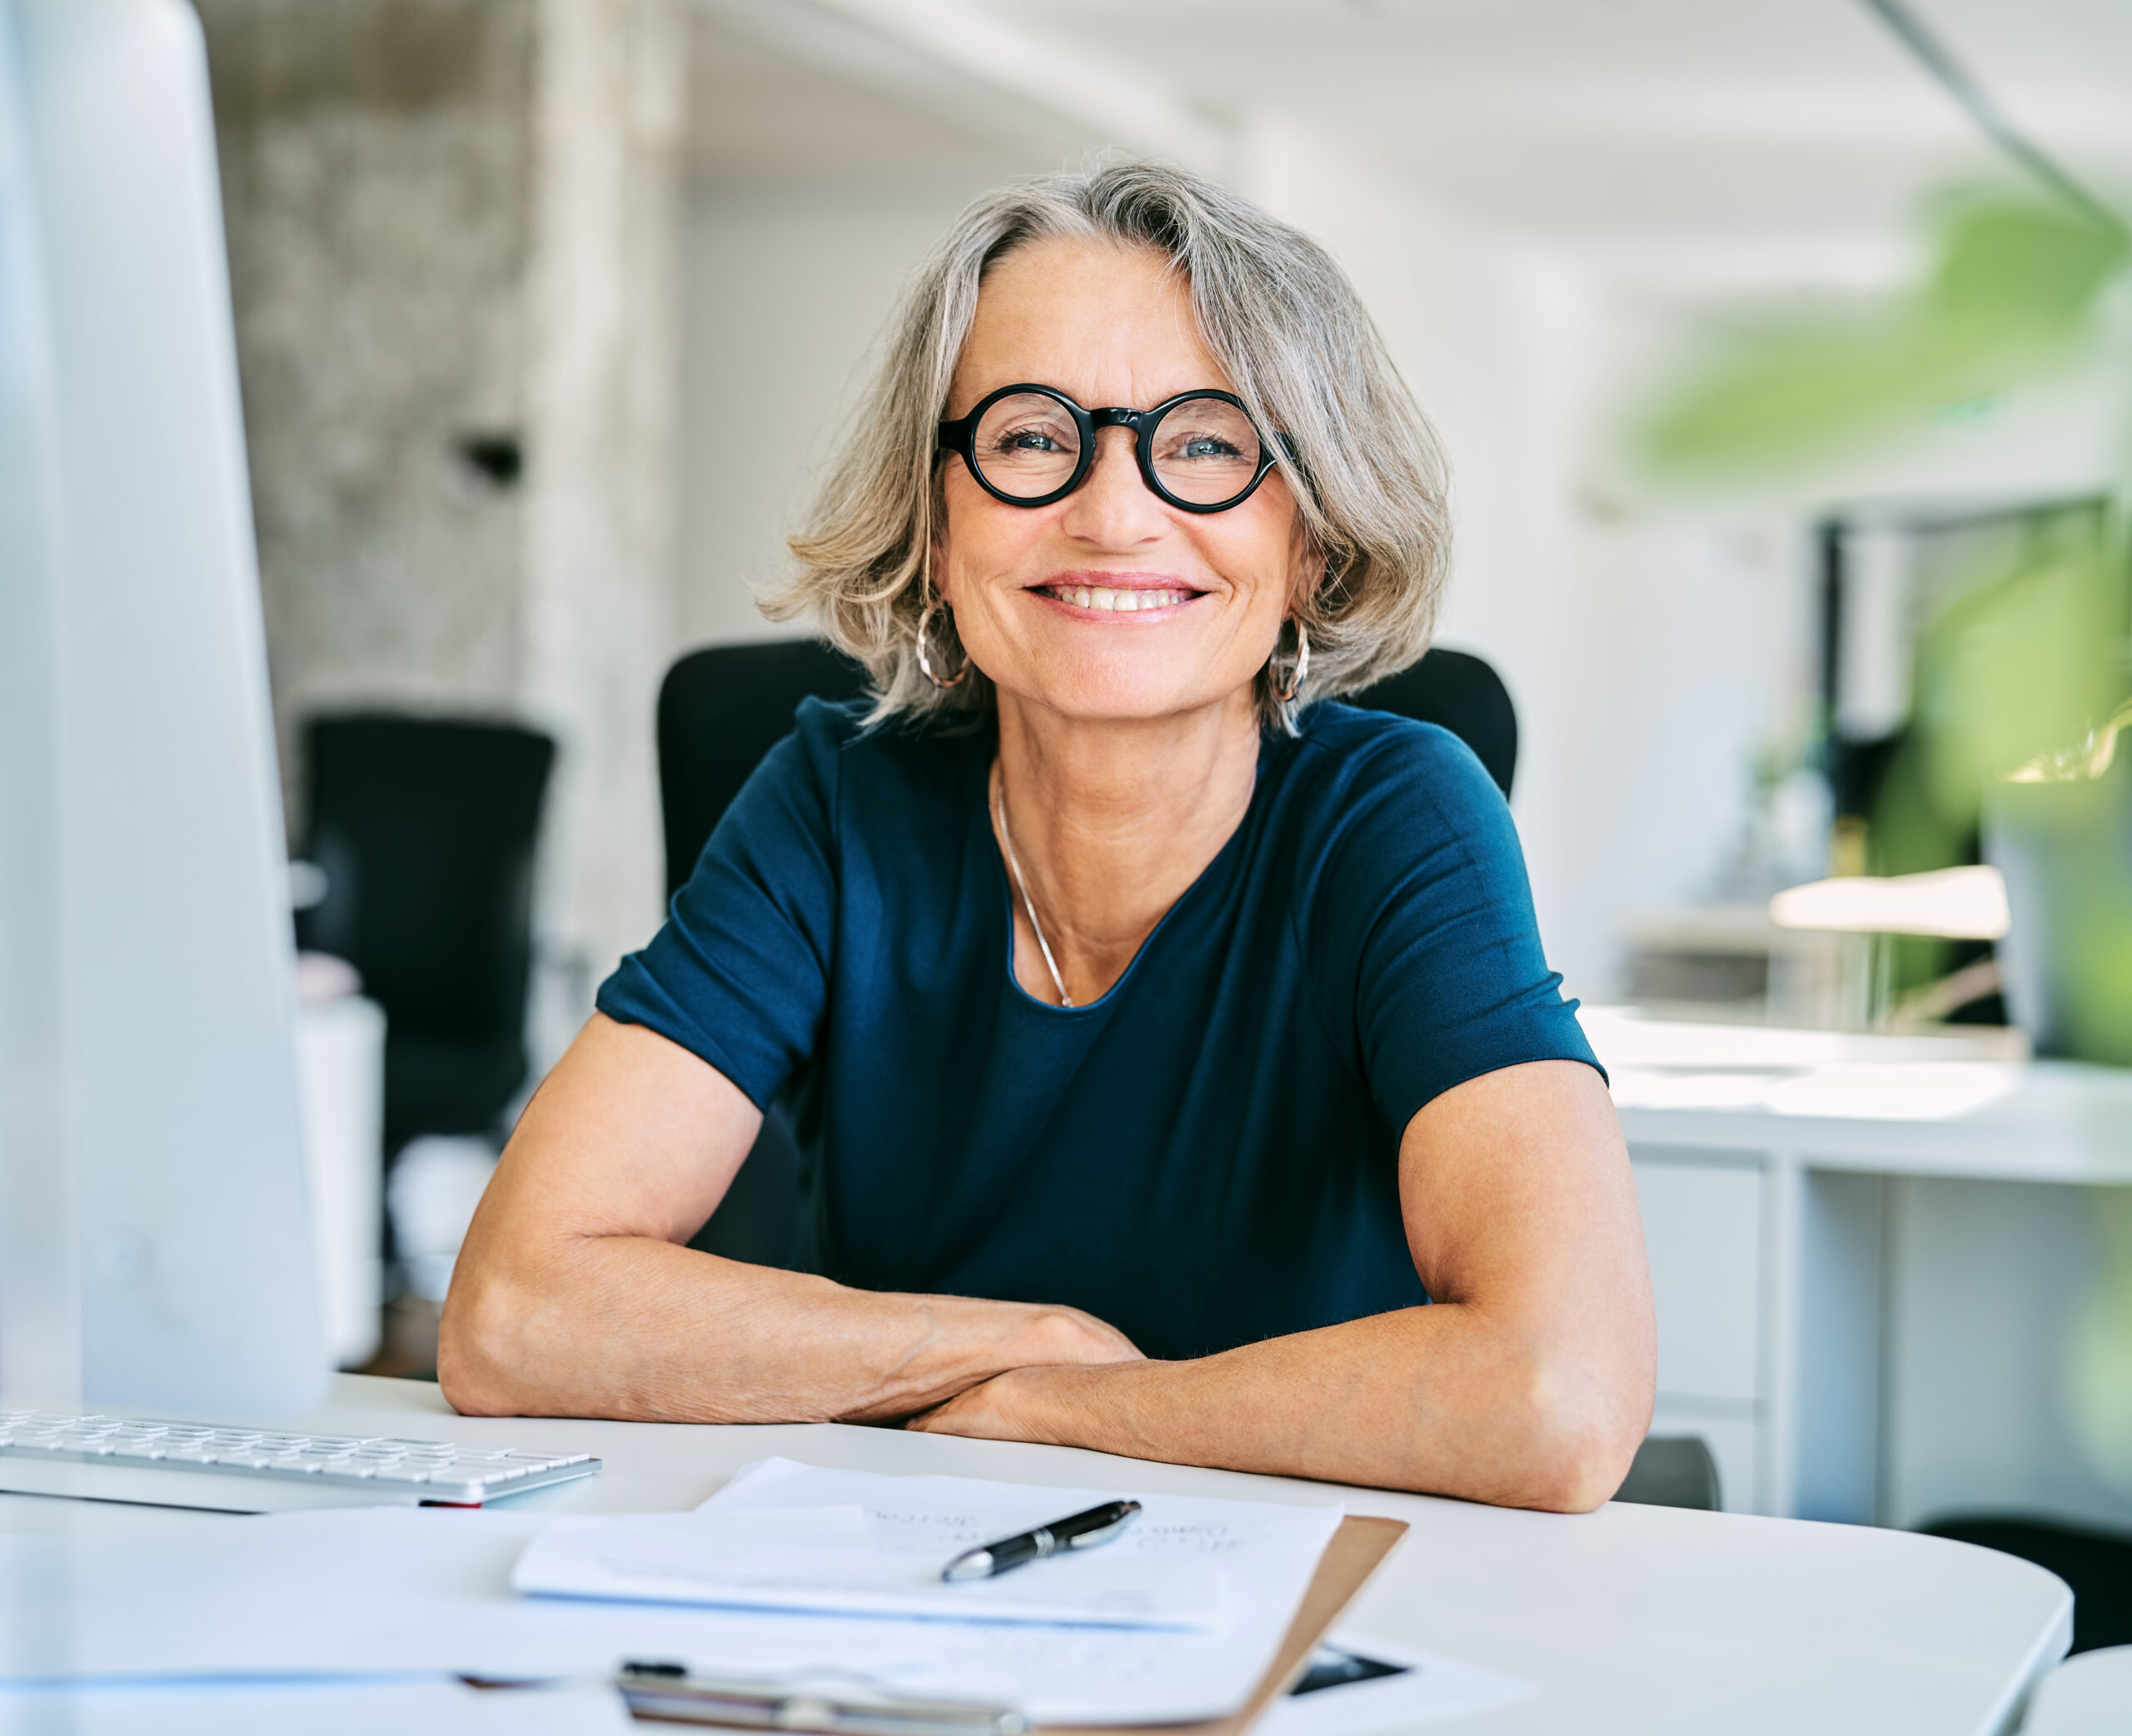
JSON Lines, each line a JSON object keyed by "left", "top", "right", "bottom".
{"left": 1199, "top": 515, "right": 1304, "bottom": 618}
{"left": 937, "top": 487, "right": 1034, "bottom": 605}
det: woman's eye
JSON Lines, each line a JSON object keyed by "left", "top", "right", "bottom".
{"left": 993, "top": 426, "right": 1065, "bottom": 454}
{"left": 1163, "top": 431, "right": 1244, "bottom": 462}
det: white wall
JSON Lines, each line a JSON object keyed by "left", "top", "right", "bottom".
{"left": 675, "top": 180, "right": 994, "bottom": 650}
{"left": 1241, "top": 117, "right": 1815, "bottom": 999}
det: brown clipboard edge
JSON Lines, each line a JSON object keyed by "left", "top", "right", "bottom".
{"left": 1040, "top": 1513, "right": 1410, "bottom": 1736}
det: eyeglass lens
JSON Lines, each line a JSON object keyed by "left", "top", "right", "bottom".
{"left": 970, "top": 391, "right": 1265, "bottom": 507}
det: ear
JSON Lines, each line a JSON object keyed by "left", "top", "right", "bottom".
{"left": 927, "top": 480, "right": 959, "bottom": 609}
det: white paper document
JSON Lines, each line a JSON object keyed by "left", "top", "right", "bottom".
{"left": 514, "top": 1457, "right": 1274, "bottom": 1629}
{"left": 0, "top": 1467, "right": 1348, "bottom": 1725}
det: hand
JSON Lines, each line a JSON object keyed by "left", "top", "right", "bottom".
{"left": 909, "top": 1311, "right": 1145, "bottom": 1442}
{"left": 904, "top": 1365, "right": 1053, "bottom": 1442}
{"left": 1014, "top": 1304, "right": 1144, "bottom": 1370}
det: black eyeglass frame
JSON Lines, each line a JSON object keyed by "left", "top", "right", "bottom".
{"left": 936, "top": 384, "right": 1291, "bottom": 515}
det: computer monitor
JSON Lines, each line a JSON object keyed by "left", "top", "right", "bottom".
{"left": 0, "top": 0, "right": 327, "bottom": 1416}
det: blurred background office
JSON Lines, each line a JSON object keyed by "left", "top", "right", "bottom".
{"left": 182, "top": 0, "right": 2132, "bottom": 1632}
{"left": 197, "top": 0, "right": 2132, "bottom": 1045}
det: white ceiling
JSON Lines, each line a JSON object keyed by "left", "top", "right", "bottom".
{"left": 686, "top": 0, "right": 2132, "bottom": 294}
{"left": 685, "top": 22, "right": 1019, "bottom": 185}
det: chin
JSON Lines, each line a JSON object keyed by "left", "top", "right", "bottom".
{"left": 1025, "top": 666, "right": 1233, "bottom": 723}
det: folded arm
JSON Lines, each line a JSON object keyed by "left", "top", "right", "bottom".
{"left": 438, "top": 1013, "right": 1141, "bottom": 1425}
{"left": 907, "top": 1059, "right": 1656, "bottom": 1512}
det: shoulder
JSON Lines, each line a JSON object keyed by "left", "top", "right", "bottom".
{"left": 1261, "top": 703, "right": 1533, "bottom": 949}
{"left": 777, "top": 696, "right": 984, "bottom": 837}
{"left": 1278, "top": 701, "right": 1509, "bottom": 838}
{"left": 780, "top": 697, "right": 974, "bottom": 781}
{"left": 785, "top": 694, "right": 869, "bottom": 769}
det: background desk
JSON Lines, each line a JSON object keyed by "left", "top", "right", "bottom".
{"left": 0, "top": 1374, "right": 2073, "bottom": 1734}
{"left": 1600, "top": 1012, "right": 2132, "bottom": 1530}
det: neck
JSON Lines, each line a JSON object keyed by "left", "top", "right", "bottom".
{"left": 992, "top": 691, "right": 1263, "bottom": 1004}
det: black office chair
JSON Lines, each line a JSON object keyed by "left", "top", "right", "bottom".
{"left": 655, "top": 643, "right": 868, "bottom": 1261}
{"left": 298, "top": 714, "right": 555, "bottom": 1156}
{"left": 655, "top": 639, "right": 1518, "bottom": 1264}
{"left": 1921, "top": 1515, "right": 2132, "bottom": 1654}
{"left": 1614, "top": 1435, "right": 1721, "bottom": 1510}
{"left": 1348, "top": 646, "right": 1517, "bottom": 798}
{"left": 657, "top": 639, "right": 872, "bottom": 898}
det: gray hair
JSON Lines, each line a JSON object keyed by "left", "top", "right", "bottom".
{"left": 766, "top": 161, "right": 1450, "bottom": 732}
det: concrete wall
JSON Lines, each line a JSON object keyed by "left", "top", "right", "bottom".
{"left": 198, "top": 0, "right": 683, "bottom": 1032}
{"left": 520, "top": 0, "right": 685, "bottom": 1015}
{"left": 201, "top": 0, "right": 536, "bottom": 793}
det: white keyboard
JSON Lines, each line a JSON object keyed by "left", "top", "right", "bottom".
{"left": 0, "top": 1410, "right": 600, "bottom": 1513}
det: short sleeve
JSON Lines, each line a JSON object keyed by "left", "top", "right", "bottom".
{"left": 594, "top": 703, "right": 848, "bottom": 1109}
{"left": 1300, "top": 720, "right": 1601, "bottom": 1137}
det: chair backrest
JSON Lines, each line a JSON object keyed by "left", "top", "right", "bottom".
{"left": 1613, "top": 1434, "right": 1721, "bottom": 1510}
{"left": 298, "top": 715, "right": 554, "bottom": 1117}
{"left": 1347, "top": 646, "right": 1517, "bottom": 798}
{"left": 656, "top": 640, "right": 1517, "bottom": 897}
{"left": 657, "top": 640, "right": 870, "bottom": 896}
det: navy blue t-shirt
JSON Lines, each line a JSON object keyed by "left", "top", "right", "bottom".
{"left": 597, "top": 699, "right": 1597, "bottom": 1362}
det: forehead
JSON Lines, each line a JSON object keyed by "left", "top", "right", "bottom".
{"left": 949, "top": 236, "right": 1233, "bottom": 415}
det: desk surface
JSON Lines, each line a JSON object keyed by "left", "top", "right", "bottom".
{"left": 0, "top": 1375, "right": 2072, "bottom": 1734}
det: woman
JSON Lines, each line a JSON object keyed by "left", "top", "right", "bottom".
{"left": 442, "top": 163, "right": 1654, "bottom": 1511}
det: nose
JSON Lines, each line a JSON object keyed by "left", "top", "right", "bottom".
{"left": 1058, "top": 425, "right": 1166, "bottom": 548}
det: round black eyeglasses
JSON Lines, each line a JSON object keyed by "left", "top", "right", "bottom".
{"left": 937, "top": 385, "right": 1289, "bottom": 515}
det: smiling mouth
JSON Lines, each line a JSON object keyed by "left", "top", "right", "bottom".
{"left": 1034, "top": 583, "right": 1201, "bottom": 613}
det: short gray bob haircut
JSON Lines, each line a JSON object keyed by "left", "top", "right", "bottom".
{"left": 767, "top": 160, "right": 1451, "bottom": 733}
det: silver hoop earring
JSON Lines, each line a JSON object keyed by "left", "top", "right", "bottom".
{"left": 1270, "top": 618, "right": 1311, "bottom": 704}
{"left": 915, "top": 601, "right": 969, "bottom": 689}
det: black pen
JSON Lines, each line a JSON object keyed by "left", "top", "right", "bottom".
{"left": 939, "top": 1500, "right": 1142, "bottom": 1581}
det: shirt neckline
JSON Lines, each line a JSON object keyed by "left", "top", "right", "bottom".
{"left": 981, "top": 734, "right": 1274, "bottom": 1017}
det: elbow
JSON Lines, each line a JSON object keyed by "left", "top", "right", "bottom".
{"left": 1517, "top": 1417, "right": 1644, "bottom": 1515}
{"left": 436, "top": 1265, "right": 538, "bottom": 1418}
{"left": 1492, "top": 1344, "right": 1655, "bottom": 1515}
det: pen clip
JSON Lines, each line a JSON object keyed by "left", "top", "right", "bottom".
{"left": 616, "top": 1662, "right": 1030, "bottom": 1736}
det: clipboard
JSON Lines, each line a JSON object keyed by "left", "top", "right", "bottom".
{"left": 618, "top": 1514, "right": 1408, "bottom": 1736}
{"left": 1044, "top": 1513, "right": 1410, "bottom": 1736}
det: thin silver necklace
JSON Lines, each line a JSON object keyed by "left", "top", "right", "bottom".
{"left": 994, "top": 773, "right": 1074, "bottom": 1008}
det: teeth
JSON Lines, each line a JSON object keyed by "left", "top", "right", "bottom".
{"left": 1052, "top": 586, "right": 1187, "bottom": 612}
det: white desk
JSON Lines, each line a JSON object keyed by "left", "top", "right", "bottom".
{"left": 1592, "top": 1010, "right": 2132, "bottom": 1530}
{"left": 0, "top": 1373, "right": 2073, "bottom": 1734}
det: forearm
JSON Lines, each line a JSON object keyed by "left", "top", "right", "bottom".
{"left": 440, "top": 1233, "right": 1097, "bottom": 1425}
{"left": 919, "top": 1301, "right": 1645, "bottom": 1510}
